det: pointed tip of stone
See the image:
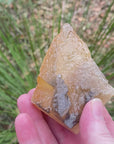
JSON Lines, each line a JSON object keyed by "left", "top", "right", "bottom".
{"left": 61, "top": 23, "right": 73, "bottom": 33}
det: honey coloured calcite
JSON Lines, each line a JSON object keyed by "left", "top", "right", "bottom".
{"left": 31, "top": 23, "right": 114, "bottom": 134}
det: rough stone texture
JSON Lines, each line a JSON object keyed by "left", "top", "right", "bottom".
{"left": 32, "top": 24, "right": 114, "bottom": 134}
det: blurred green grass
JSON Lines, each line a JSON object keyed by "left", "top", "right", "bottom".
{"left": 0, "top": 0, "right": 114, "bottom": 143}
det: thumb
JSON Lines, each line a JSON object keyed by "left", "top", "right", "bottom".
{"left": 79, "top": 98, "right": 114, "bottom": 144}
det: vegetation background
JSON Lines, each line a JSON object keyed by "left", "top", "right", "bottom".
{"left": 0, "top": 0, "right": 114, "bottom": 143}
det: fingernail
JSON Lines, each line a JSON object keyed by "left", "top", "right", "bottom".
{"left": 92, "top": 98, "right": 104, "bottom": 120}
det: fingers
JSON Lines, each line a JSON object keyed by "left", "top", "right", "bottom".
{"left": 80, "top": 98, "right": 114, "bottom": 144}
{"left": 17, "top": 89, "right": 58, "bottom": 144}
{"left": 15, "top": 113, "right": 41, "bottom": 144}
{"left": 17, "top": 89, "right": 43, "bottom": 123}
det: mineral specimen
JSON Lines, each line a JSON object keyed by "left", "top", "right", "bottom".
{"left": 31, "top": 24, "right": 114, "bottom": 134}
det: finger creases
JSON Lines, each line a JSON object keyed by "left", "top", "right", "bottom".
{"left": 17, "top": 91, "right": 43, "bottom": 122}
{"left": 15, "top": 113, "right": 41, "bottom": 144}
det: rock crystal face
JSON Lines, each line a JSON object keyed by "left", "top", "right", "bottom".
{"left": 32, "top": 24, "right": 114, "bottom": 133}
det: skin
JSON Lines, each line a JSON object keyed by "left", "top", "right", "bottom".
{"left": 15, "top": 89, "right": 114, "bottom": 144}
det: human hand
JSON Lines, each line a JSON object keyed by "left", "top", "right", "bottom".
{"left": 15, "top": 89, "right": 114, "bottom": 144}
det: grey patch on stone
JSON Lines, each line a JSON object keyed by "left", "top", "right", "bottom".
{"left": 52, "top": 74, "right": 71, "bottom": 117}
{"left": 85, "top": 91, "right": 94, "bottom": 103}
{"left": 64, "top": 113, "right": 77, "bottom": 128}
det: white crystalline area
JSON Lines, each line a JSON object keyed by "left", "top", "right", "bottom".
{"left": 65, "top": 58, "right": 114, "bottom": 115}
{"left": 75, "top": 59, "right": 114, "bottom": 101}
{"left": 56, "top": 25, "right": 91, "bottom": 77}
